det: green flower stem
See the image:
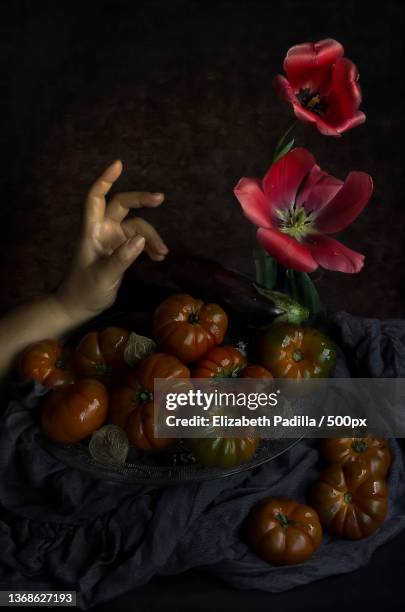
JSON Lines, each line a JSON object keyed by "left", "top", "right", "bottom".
{"left": 285, "top": 268, "right": 298, "bottom": 301}
{"left": 272, "top": 120, "right": 298, "bottom": 163}
{"left": 253, "top": 245, "right": 277, "bottom": 289}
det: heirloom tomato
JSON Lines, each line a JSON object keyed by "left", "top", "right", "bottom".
{"left": 245, "top": 498, "right": 323, "bottom": 565}
{"left": 74, "top": 326, "right": 130, "bottom": 386}
{"left": 126, "top": 402, "right": 173, "bottom": 452}
{"left": 110, "top": 352, "right": 190, "bottom": 451}
{"left": 258, "top": 322, "right": 336, "bottom": 378}
{"left": 320, "top": 437, "right": 391, "bottom": 478}
{"left": 19, "top": 339, "right": 74, "bottom": 388}
{"left": 42, "top": 379, "right": 108, "bottom": 444}
{"left": 153, "top": 294, "right": 228, "bottom": 363}
{"left": 192, "top": 345, "right": 247, "bottom": 378}
{"left": 187, "top": 436, "right": 259, "bottom": 468}
{"left": 311, "top": 461, "right": 388, "bottom": 539}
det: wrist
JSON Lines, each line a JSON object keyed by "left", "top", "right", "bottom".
{"left": 50, "top": 290, "right": 94, "bottom": 332}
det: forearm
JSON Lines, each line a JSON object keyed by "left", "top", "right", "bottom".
{"left": 0, "top": 293, "right": 91, "bottom": 380}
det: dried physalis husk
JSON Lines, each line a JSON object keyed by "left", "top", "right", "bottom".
{"left": 89, "top": 425, "right": 129, "bottom": 466}
{"left": 124, "top": 332, "right": 157, "bottom": 366}
{"left": 236, "top": 340, "right": 248, "bottom": 357}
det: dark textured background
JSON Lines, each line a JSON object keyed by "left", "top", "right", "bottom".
{"left": 1, "top": 0, "right": 404, "bottom": 315}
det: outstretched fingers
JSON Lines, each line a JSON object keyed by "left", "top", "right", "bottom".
{"left": 85, "top": 160, "right": 123, "bottom": 228}
{"left": 106, "top": 191, "right": 164, "bottom": 223}
{"left": 122, "top": 217, "right": 169, "bottom": 261}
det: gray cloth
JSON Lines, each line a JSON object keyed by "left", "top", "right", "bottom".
{"left": 0, "top": 311, "right": 404, "bottom": 609}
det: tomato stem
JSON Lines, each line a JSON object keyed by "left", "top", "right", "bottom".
{"left": 275, "top": 512, "right": 290, "bottom": 528}
{"left": 188, "top": 312, "right": 199, "bottom": 324}
{"left": 352, "top": 439, "right": 367, "bottom": 453}
{"left": 292, "top": 349, "right": 303, "bottom": 363}
{"left": 139, "top": 389, "right": 153, "bottom": 403}
{"left": 95, "top": 363, "right": 113, "bottom": 375}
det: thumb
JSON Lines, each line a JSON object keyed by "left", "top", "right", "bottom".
{"left": 101, "top": 234, "right": 145, "bottom": 284}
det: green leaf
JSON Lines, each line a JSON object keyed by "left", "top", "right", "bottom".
{"left": 273, "top": 138, "right": 295, "bottom": 163}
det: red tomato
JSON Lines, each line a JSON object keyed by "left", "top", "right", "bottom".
{"left": 311, "top": 462, "right": 388, "bottom": 539}
{"left": 192, "top": 345, "right": 247, "bottom": 378}
{"left": 153, "top": 294, "right": 228, "bottom": 363}
{"left": 110, "top": 352, "right": 190, "bottom": 451}
{"left": 246, "top": 498, "right": 323, "bottom": 565}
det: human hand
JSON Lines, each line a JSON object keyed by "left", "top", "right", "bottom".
{"left": 56, "top": 160, "right": 168, "bottom": 324}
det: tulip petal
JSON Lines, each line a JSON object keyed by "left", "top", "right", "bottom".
{"left": 328, "top": 58, "right": 363, "bottom": 120}
{"left": 284, "top": 39, "right": 344, "bottom": 87}
{"left": 273, "top": 78, "right": 340, "bottom": 135}
{"left": 296, "top": 165, "right": 343, "bottom": 211}
{"left": 273, "top": 75, "right": 297, "bottom": 105}
{"left": 234, "top": 178, "right": 271, "bottom": 228}
{"left": 331, "top": 111, "right": 366, "bottom": 135}
{"left": 314, "top": 172, "right": 373, "bottom": 233}
{"left": 262, "top": 148, "right": 316, "bottom": 214}
{"left": 292, "top": 104, "right": 341, "bottom": 136}
{"left": 306, "top": 234, "right": 365, "bottom": 273}
{"left": 257, "top": 228, "right": 318, "bottom": 272}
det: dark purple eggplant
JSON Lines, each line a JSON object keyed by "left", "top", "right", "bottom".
{"left": 129, "top": 253, "right": 308, "bottom": 326}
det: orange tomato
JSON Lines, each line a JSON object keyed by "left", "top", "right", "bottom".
{"left": 258, "top": 323, "right": 336, "bottom": 379}
{"left": 42, "top": 379, "right": 108, "bottom": 444}
{"left": 19, "top": 339, "right": 75, "bottom": 388}
{"left": 74, "top": 327, "right": 130, "bottom": 386}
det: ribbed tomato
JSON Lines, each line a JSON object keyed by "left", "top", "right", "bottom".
{"left": 246, "top": 498, "right": 323, "bottom": 565}
{"left": 42, "top": 379, "right": 108, "bottom": 443}
{"left": 258, "top": 323, "right": 336, "bottom": 378}
{"left": 153, "top": 294, "right": 228, "bottom": 363}
{"left": 19, "top": 339, "right": 75, "bottom": 388}
{"left": 192, "top": 345, "right": 247, "bottom": 378}
{"left": 320, "top": 437, "right": 391, "bottom": 478}
{"left": 311, "top": 461, "right": 388, "bottom": 539}
{"left": 110, "top": 352, "right": 190, "bottom": 451}
{"left": 74, "top": 327, "right": 130, "bottom": 386}
{"left": 187, "top": 436, "right": 259, "bottom": 468}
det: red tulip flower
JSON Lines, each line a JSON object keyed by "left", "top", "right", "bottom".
{"left": 234, "top": 148, "right": 373, "bottom": 273}
{"left": 274, "top": 39, "right": 365, "bottom": 136}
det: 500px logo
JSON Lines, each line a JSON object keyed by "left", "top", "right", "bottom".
{"left": 165, "top": 389, "right": 280, "bottom": 411}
